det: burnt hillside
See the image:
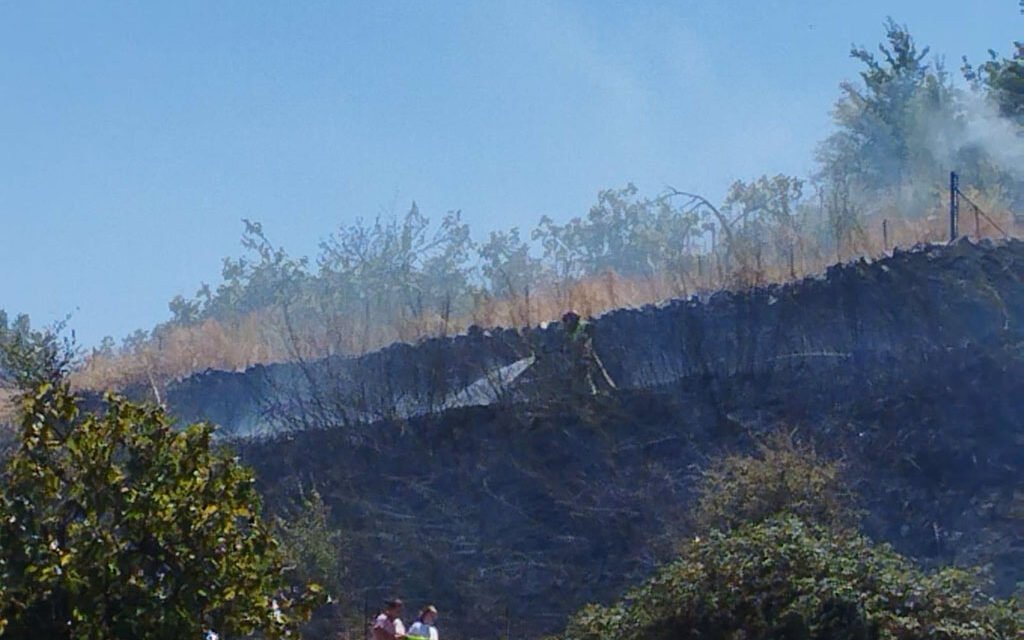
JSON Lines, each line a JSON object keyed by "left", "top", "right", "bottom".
{"left": 173, "top": 239, "right": 1024, "bottom": 638}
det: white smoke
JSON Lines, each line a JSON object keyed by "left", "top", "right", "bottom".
{"left": 960, "top": 92, "right": 1024, "bottom": 177}
{"left": 928, "top": 90, "right": 1024, "bottom": 183}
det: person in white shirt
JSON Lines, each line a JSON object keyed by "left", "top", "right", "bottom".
{"left": 407, "top": 605, "right": 439, "bottom": 640}
{"left": 372, "top": 598, "right": 406, "bottom": 640}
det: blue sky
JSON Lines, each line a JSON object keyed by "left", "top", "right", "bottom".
{"left": 1, "top": 1, "right": 1019, "bottom": 346}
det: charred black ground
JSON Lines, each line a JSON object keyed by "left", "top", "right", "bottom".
{"left": 168, "top": 239, "right": 1024, "bottom": 638}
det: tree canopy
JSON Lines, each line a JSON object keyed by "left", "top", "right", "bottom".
{"left": 964, "top": 41, "right": 1024, "bottom": 120}
{"left": 0, "top": 377, "right": 322, "bottom": 638}
{"left": 79, "top": 19, "right": 1024, "bottom": 394}
{"left": 562, "top": 433, "right": 1023, "bottom": 640}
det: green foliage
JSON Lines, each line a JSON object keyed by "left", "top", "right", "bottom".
{"left": 0, "top": 311, "right": 76, "bottom": 390}
{"left": 692, "top": 431, "right": 859, "bottom": 534}
{"left": 0, "top": 379, "right": 323, "bottom": 638}
{"left": 817, "top": 19, "right": 953, "bottom": 200}
{"left": 203, "top": 219, "right": 311, "bottom": 324}
{"left": 963, "top": 42, "right": 1024, "bottom": 120}
{"left": 478, "top": 227, "right": 543, "bottom": 299}
{"left": 722, "top": 175, "right": 807, "bottom": 279}
{"left": 564, "top": 434, "right": 1021, "bottom": 640}
{"left": 724, "top": 176, "right": 804, "bottom": 230}
{"left": 563, "top": 515, "right": 1022, "bottom": 640}
{"left": 532, "top": 184, "right": 704, "bottom": 281}
{"left": 77, "top": 19, "right": 1023, "bottom": 375}
{"left": 275, "top": 488, "right": 347, "bottom": 597}
{"left": 808, "top": 18, "right": 1024, "bottom": 258}
{"left": 138, "top": 187, "right": 721, "bottom": 361}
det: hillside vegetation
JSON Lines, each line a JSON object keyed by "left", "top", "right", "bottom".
{"left": 216, "top": 238, "right": 1024, "bottom": 638}
{"left": 563, "top": 434, "right": 1022, "bottom": 640}
{"left": 2, "top": 18, "right": 1024, "bottom": 640}
{"left": 0, "top": 333, "right": 323, "bottom": 638}
{"left": 60, "top": 21, "right": 1024, "bottom": 396}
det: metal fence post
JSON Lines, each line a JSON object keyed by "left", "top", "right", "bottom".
{"left": 950, "top": 171, "right": 959, "bottom": 242}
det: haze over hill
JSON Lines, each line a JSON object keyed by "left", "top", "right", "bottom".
{"left": 1, "top": 2, "right": 1021, "bottom": 348}
{"left": 2, "top": 6, "right": 1024, "bottom": 640}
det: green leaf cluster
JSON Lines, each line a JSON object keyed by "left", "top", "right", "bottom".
{"left": 563, "top": 516, "right": 1022, "bottom": 640}
{"left": 0, "top": 381, "right": 323, "bottom": 638}
{"left": 0, "top": 310, "right": 76, "bottom": 389}
{"left": 563, "top": 433, "right": 1022, "bottom": 640}
{"left": 692, "top": 432, "right": 858, "bottom": 534}
{"left": 963, "top": 42, "right": 1024, "bottom": 120}
{"left": 274, "top": 488, "right": 347, "bottom": 597}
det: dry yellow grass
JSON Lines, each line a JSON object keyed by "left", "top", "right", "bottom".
{"left": 71, "top": 274, "right": 678, "bottom": 394}
{"left": 73, "top": 204, "right": 1021, "bottom": 395}
{"left": 73, "top": 314, "right": 289, "bottom": 393}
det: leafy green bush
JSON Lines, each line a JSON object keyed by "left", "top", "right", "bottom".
{"left": 564, "top": 515, "right": 1022, "bottom": 640}
{"left": 0, "top": 311, "right": 76, "bottom": 389}
{"left": 0, "top": 380, "right": 323, "bottom": 638}
{"left": 563, "top": 434, "right": 1021, "bottom": 640}
{"left": 275, "top": 487, "right": 348, "bottom": 597}
{"left": 692, "top": 431, "right": 858, "bottom": 534}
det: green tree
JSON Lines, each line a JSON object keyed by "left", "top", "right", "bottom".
{"left": 317, "top": 204, "right": 475, "bottom": 338}
{"left": 531, "top": 184, "right": 703, "bottom": 285}
{"left": 168, "top": 294, "right": 202, "bottom": 326}
{"left": 0, "top": 378, "right": 322, "bottom": 638}
{"left": 963, "top": 42, "right": 1024, "bottom": 120}
{"left": 723, "top": 175, "right": 806, "bottom": 280}
{"left": 812, "top": 17, "right": 993, "bottom": 230}
{"left": 413, "top": 209, "right": 475, "bottom": 324}
{"left": 564, "top": 516, "right": 1022, "bottom": 640}
{"left": 692, "top": 431, "right": 858, "bottom": 534}
{"left": 203, "top": 219, "right": 311, "bottom": 323}
{"left": 563, "top": 433, "right": 1022, "bottom": 640}
{"left": 477, "top": 227, "right": 543, "bottom": 300}
{"left": 819, "top": 172, "right": 867, "bottom": 261}
{"left": 0, "top": 312, "right": 75, "bottom": 389}
{"left": 820, "top": 19, "right": 937, "bottom": 193}
{"left": 275, "top": 488, "right": 347, "bottom": 597}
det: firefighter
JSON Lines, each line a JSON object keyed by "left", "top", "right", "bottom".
{"left": 561, "top": 311, "right": 616, "bottom": 395}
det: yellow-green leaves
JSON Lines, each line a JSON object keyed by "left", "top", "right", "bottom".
{"left": 563, "top": 515, "right": 1022, "bottom": 640}
{"left": 0, "top": 381, "right": 324, "bottom": 639}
